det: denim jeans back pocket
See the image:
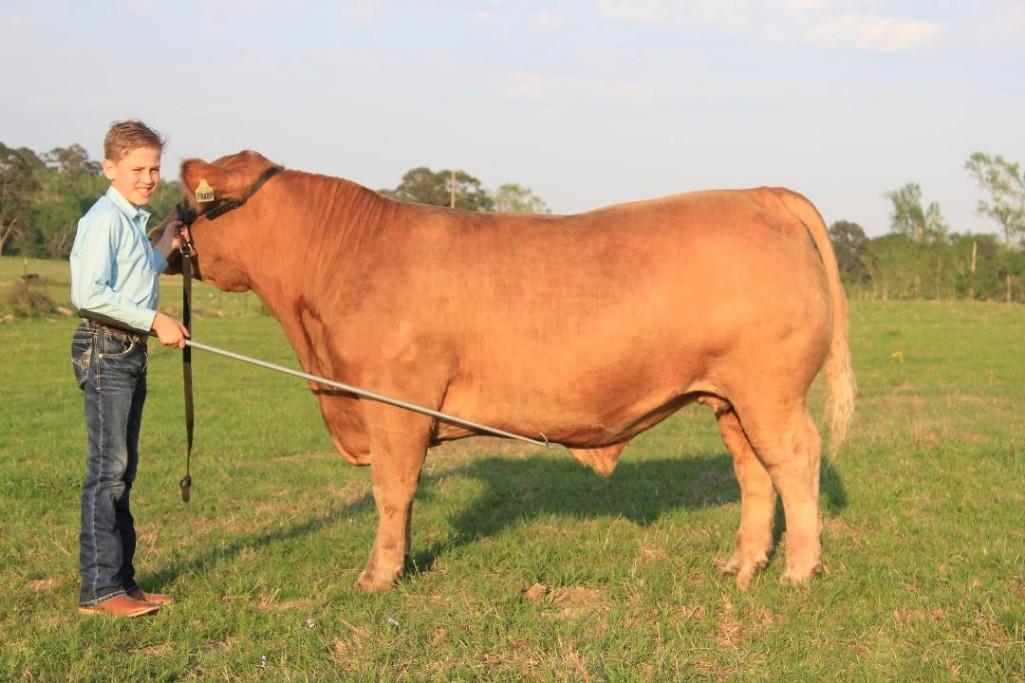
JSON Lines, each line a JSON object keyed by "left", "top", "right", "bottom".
{"left": 71, "top": 331, "right": 94, "bottom": 389}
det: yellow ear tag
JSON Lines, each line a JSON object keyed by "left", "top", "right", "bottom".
{"left": 195, "top": 179, "right": 216, "bottom": 203}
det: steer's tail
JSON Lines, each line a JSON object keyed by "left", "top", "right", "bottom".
{"left": 776, "top": 189, "right": 856, "bottom": 457}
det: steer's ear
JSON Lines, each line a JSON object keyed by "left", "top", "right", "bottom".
{"left": 180, "top": 158, "right": 249, "bottom": 208}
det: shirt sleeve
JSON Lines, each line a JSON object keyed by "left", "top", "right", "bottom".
{"left": 69, "top": 212, "right": 159, "bottom": 332}
{"left": 151, "top": 248, "right": 168, "bottom": 274}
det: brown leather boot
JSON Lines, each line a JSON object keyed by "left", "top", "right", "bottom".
{"left": 78, "top": 594, "right": 160, "bottom": 617}
{"left": 127, "top": 588, "right": 173, "bottom": 606}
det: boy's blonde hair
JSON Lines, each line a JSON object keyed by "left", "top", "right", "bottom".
{"left": 103, "top": 120, "right": 166, "bottom": 161}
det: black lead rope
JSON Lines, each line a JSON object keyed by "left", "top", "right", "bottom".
{"left": 176, "top": 206, "right": 196, "bottom": 503}
{"left": 168, "top": 168, "right": 280, "bottom": 504}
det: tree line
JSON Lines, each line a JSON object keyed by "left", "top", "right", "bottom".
{"left": 0, "top": 143, "right": 181, "bottom": 258}
{"left": 0, "top": 143, "right": 550, "bottom": 260}
{"left": 2, "top": 141, "right": 1022, "bottom": 302}
{"left": 834, "top": 152, "right": 1025, "bottom": 302}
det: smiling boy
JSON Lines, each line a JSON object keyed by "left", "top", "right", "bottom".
{"left": 69, "top": 120, "right": 189, "bottom": 617}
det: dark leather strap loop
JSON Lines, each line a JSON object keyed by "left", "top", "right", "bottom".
{"left": 204, "top": 166, "right": 282, "bottom": 221}
{"left": 180, "top": 231, "right": 194, "bottom": 503}
{"left": 170, "top": 166, "right": 282, "bottom": 503}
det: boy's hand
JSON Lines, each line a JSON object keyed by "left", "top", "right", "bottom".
{"left": 152, "top": 312, "right": 189, "bottom": 349}
{"left": 153, "top": 220, "right": 192, "bottom": 258}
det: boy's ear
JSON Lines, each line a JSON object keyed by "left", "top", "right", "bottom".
{"left": 101, "top": 158, "right": 117, "bottom": 181}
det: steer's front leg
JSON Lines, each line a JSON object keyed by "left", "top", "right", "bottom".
{"left": 357, "top": 404, "right": 431, "bottom": 592}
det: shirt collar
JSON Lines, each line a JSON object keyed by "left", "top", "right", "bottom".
{"left": 106, "top": 185, "right": 152, "bottom": 226}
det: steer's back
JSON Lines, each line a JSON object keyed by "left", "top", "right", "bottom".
{"left": 358, "top": 187, "right": 832, "bottom": 442}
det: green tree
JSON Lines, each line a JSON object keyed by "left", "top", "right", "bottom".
{"left": 884, "top": 182, "right": 947, "bottom": 243}
{"left": 828, "top": 220, "right": 870, "bottom": 285}
{"left": 28, "top": 191, "right": 82, "bottom": 258}
{"left": 964, "top": 152, "right": 1025, "bottom": 247}
{"left": 863, "top": 234, "right": 953, "bottom": 300}
{"left": 0, "top": 143, "right": 44, "bottom": 256}
{"left": 998, "top": 247, "right": 1025, "bottom": 301}
{"left": 950, "top": 233, "right": 1003, "bottom": 300}
{"left": 148, "top": 179, "right": 183, "bottom": 220}
{"left": 1, "top": 142, "right": 181, "bottom": 258}
{"left": 43, "top": 144, "right": 101, "bottom": 176}
{"left": 381, "top": 167, "right": 494, "bottom": 211}
{"left": 25, "top": 149, "right": 107, "bottom": 257}
{"left": 491, "top": 183, "right": 551, "bottom": 213}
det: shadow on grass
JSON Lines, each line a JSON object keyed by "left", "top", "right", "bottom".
{"left": 145, "top": 494, "right": 374, "bottom": 591}
{"left": 147, "top": 451, "right": 847, "bottom": 588}
{"left": 408, "top": 452, "right": 847, "bottom": 577}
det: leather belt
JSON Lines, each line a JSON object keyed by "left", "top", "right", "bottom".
{"left": 80, "top": 318, "right": 149, "bottom": 345}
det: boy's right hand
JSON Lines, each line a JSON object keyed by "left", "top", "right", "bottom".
{"left": 152, "top": 312, "right": 189, "bottom": 348}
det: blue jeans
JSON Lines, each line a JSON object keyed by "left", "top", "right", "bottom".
{"left": 72, "top": 322, "right": 148, "bottom": 606}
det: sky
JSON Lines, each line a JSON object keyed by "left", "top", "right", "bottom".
{"left": 2, "top": 0, "right": 1023, "bottom": 237}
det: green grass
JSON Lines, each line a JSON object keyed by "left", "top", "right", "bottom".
{"left": 1, "top": 255, "right": 1023, "bottom": 680}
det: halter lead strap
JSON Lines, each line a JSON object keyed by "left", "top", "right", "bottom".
{"left": 171, "top": 165, "right": 281, "bottom": 503}
{"left": 204, "top": 166, "right": 283, "bottom": 221}
{"left": 176, "top": 205, "right": 195, "bottom": 503}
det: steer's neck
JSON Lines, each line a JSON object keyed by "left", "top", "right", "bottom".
{"left": 222, "top": 170, "right": 393, "bottom": 320}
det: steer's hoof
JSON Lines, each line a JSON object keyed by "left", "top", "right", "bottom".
{"left": 779, "top": 561, "right": 822, "bottom": 586}
{"left": 356, "top": 570, "right": 396, "bottom": 593}
{"left": 716, "top": 550, "right": 769, "bottom": 591}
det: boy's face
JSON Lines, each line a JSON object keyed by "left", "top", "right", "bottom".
{"left": 102, "top": 146, "right": 161, "bottom": 207}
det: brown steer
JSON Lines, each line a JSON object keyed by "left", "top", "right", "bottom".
{"left": 175, "top": 150, "right": 855, "bottom": 591}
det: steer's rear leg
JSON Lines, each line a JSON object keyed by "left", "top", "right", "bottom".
{"left": 357, "top": 404, "right": 432, "bottom": 592}
{"left": 733, "top": 398, "right": 823, "bottom": 584}
{"left": 711, "top": 403, "right": 777, "bottom": 590}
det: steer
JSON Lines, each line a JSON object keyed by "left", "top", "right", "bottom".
{"left": 171, "top": 150, "right": 855, "bottom": 591}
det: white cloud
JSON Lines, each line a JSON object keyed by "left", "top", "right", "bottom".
{"left": 336, "top": 0, "right": 381, "bottom": 21}
{"left": 117, "top": 0, "right": 160, "bottom": 16}
{"left": 780, "top": 0, "right": 885, "bottom": 10}
{"left": 595, "top": 0, "right": 940, "bottom": 52}
{"left": 596, "top": 0, "right": 676, "bottom": 23}
{"left": 529, "top": 11, "right": 570, "bottom": 32}
{"left": 0, "top": 12, "right": 47, "bottom": 53}
{"left": 0, "top": 11, "right": 46, "bottom": 30}
{"left": 501, "top": 72, "right": 656, "bottom": 107}
{"left": 783, "top": 0, "right": 830, "bottom": 10}
{"left": 799, "top": 12, "right": 939, "bottom": 52}
{"left": 471, "top": 10, "right": 497, "bottom": 23}
{"left": 974, "top": 4, "right": 1025, "bottom": 42}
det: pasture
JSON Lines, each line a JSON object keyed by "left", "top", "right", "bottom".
{"left": 1, "top": 255, "right": 1023, "bottom": 680}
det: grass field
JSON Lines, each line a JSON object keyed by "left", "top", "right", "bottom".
{"left": 1, "top": 255, "right": 1023, "bottom": 680}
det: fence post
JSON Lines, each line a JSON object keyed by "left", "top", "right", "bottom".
{"left": 969, "top": 239, "right": 977, "bottom": 299}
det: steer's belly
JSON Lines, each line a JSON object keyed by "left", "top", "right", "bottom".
{"left": 435, "top": 362, "right": 722, "bottom": 447}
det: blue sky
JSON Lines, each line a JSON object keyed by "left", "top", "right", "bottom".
{"left": 2, "top": 1, "right": 1022, "bottom": 236}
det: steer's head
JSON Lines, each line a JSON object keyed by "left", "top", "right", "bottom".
{"left": 158, "top": 150, "right": 280, "bottom": 292}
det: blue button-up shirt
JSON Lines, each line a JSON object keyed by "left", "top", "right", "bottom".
{"left": 70, "top": 185, "right": 169, "bottom": 332}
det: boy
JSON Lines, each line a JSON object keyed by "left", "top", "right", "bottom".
{"left": 70, "top": 120, "right": 189, "bottom": 617}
